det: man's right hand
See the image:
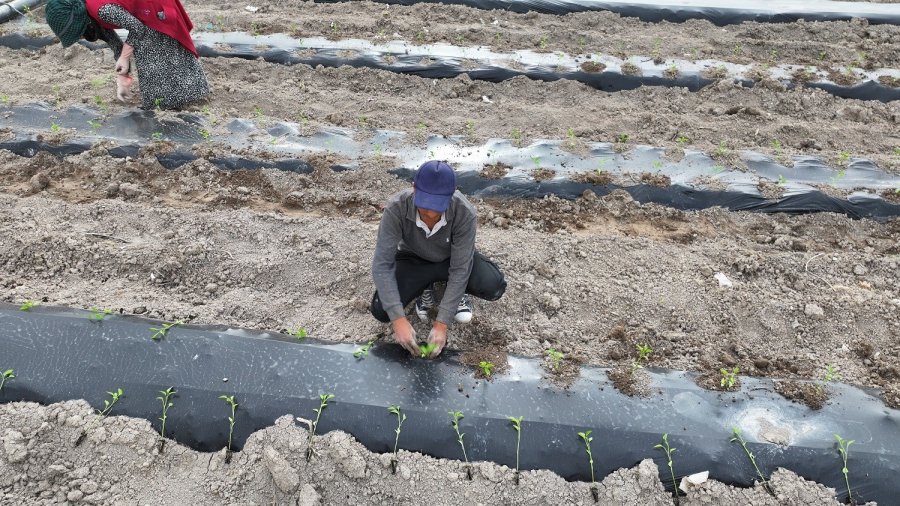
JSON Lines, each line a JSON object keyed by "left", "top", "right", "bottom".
{"left": 391, "top": 317, "right": 419, "bottom": 356}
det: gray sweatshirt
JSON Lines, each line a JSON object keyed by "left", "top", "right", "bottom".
{"left": 372, "top": 188, "right": 477, "bottom": 324}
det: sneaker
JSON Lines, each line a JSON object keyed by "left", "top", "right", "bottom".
{"left": 454, "top": 294, "right": 473, "bottom": 324}
{"left": 415, "top": 285, "right": 436, "bottom": 322}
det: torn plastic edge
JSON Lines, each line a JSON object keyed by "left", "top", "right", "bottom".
{"left": 307, "top": 0, "right": 900, "bottom": 26}
{"left": 0, "top": 305, "right": 897, "bottom": 505}
{"left": 1, "top": 31, "right": 897, "bottom": 103}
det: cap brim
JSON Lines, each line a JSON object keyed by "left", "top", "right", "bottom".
{"left": 414, "top": 189, "right": 452, "bottom": 212}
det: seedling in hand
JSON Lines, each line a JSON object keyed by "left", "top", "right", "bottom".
{"left": 157, "top": 387, "right": 176, "bottom": 452}
{"left": 720, "top": 367, "right": 739, "bottom": 390}
{"left": 219, "top": 395, "right": 238, "bottom": 463}
{"left": 419, "top": 342, "right": 437, "bottom": 358}
{"left": 578, "top": 430, "right": 599, "bottom": 502}
{"left": 730, "top": 427, "right": 772, "bottom": 496}
{"left": 76, "top": 388, "right": 124, "bottom": 446}
{"left": 0, "top": 369, "right": 14, "bottom": 393}
{"left": 19, "top": 300, "right": 37, "bottom": 311}
{"left": 508, "top": 416, "right": 523, "bottom": 484}
{"left": 654, "top": 433, "right": 679, "bottom": 504}
{"left": 306, "top": 393, "right": 334, "bottom": 462}
{"left": 835, "top": 434, "right": 855, "bottom": 504}
{"left": 546, "top": 348, "right": 564, "bottom": 372}
{"left": 479, "top": 361, "right": 494, "bottom": 377}
{"left": 449, "top": 411, "right": 472, "bottom": 479}
{"left": 89, "top": 307, "right": 113, "bottom": 322}
{"left": 353, "top": 339, "right": 375, "bottom": 359}
{"left": 388, "top": 405, "right": 406, "bottom": 474}
{"left": 150, "top": 320, "right": 183, "bottom": 341}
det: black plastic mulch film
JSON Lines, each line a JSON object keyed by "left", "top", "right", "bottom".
{"left": 0, "top": 32, "right": 897, "bottom": 103}
{"left": 309, "top": 0, "right": 900, "bottom": 25}
{"left": 0, "top": 306, "right": 898, "bottom": 504}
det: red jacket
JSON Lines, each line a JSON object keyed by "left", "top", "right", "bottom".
{"left": 86, "top": 0, "right": 198, "bottom": 56}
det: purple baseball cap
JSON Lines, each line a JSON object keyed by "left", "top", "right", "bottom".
{"left": 414, "top": 160, "right": 456, "bottom": 212}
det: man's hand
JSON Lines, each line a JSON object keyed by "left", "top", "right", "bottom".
{"left": 391, "top": 317, "right": 419, "bottom": 356}
{"left": 427, "top": 321, "right": 448, "bottom": 358}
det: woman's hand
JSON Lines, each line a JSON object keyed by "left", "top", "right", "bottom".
{"left": 115, "top": 43, "right": 134, "bottom": 75}
{"left": 116, "top": 74, "right": 134, "bottom": 103}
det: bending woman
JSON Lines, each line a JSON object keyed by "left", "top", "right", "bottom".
{"left": 45, "top": 0, "right": 209, "bottom": 110}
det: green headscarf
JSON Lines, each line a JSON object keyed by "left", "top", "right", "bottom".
{"left": 45, "top": 0, "right": 89, "bottom": 48}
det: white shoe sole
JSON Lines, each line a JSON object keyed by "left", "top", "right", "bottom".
{"left": 454, "top": 311, "right": 473, "bottom": 324}
{"left": 415, "top": 310, "right": 430, "bottom": 322}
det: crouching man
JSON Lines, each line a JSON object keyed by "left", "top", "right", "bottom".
{"left": 370, "top": 161, "right": 507, "bottom": 358}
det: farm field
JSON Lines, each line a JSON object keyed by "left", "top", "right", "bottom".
{"left": 0, "top": 0, "right": 899, "bottom": 504}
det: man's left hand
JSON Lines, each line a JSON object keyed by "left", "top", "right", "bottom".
{"left": 427, "top": 322, "right": 447, "bottom": 358}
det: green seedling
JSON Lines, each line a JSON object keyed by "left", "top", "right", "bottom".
{"left": 546, "top": 348, "right": 564, "bottom": 372}
{"left": 90, "top": 77, "right": 105, "bottom": 89}
{"left": 652, "top": 37, "right": 663, "bottom": 62}
{"left": 330, "top": 21, "right": 338, "bottom": 35}
{"left": 714, "top": 142, "right": 729, "bottom": 158}
{"left": 88, "top": 119, "right": 102, "bottom": 131}
{"left": 771, "top": 139, "right": 783, "bottom": 155}
{"left": 419, "top": 342, "right": 437, "bottom": 358}
{"left": 466, "top": 120, "right": 475, "bottom": 138}
{"left": 151, "top": 132, "right": 163, "bottom": 141}
{"left": 817, "top": 364, "right": 841, "bottom": 394}
{"left": 479, "top": 361, "right": 494, "bottom": 377}
{"left": 291, "top": 327, "right": 308, "bottom": 340}
{"left": 201, "top": 105, "right": 211, "bottom": 115}
{"left": 449, "top": 411, "right": 472, "bottom": 479}
{"left": 667, "top": 63, "right": 679, "bottom": 77}
{"left": 531, "top": 155, "right": 541, "bottom": 169}
{"left": 353, "top": 340, "right": 375, "bottom": 359}
{"left": 712, "top": 165, "right": 725, "bottom": 174}
{"left": 374, "top": 144, "right": 383, "bottom": 158}
{"left": 777, "top": 174, "right": 787, "bottom": 186}
{"left": 19, "top": 300, "right": 37, "bottom": 311}
{"left": 894, "top": 147, "right": 900, "bottom": 157}
{"left": 253, "top": 106, "right": 263, "bottom": 119}
{"left": 154, "top": 98, "right": 162, "bottom": 112}
{"left": 0, "top": 369, "right": 14, "bottom": 393}
{"left": 770, "top": 48, "right": 779, "bottom": 62}
{"left": 89, "top": 307, "right": 113, "bottom": 322}
{"left": 306, "top": 393, "right": 334, "bottom": 461}
{"left": 416, "top": 121, "right": 427, "bottom": 135}
{"left": 199, "top": 129, "right": 211, "bottom": 140}
{"left": 675, "top": 135, "right": 690, "bottom": 146}
{"left": 597, "top": 158, "right": 609, "bottom": 173}
{"left": 654, "top": 433, "right": 679, "bottom": 504}
{"left": 511, "top": 128, "right": 523, "bottom": 147}
{"left": 76, "top": 388, "right": 123, "bottom": 446}
{"left": 838, "top": 150, "right": 851, "bottom": 166}
{"left": 652, "top": 160, "right": 664, "bottom": 169}
{"left": 616, "top": 133, "right": 629, "bottom": 144}
{"left": 50, "top": 122, "right": 61, "bottom": 134}
{"left": 0, "top": 95, "right": 10, "bottom": 105}
{"left": 578, "top": 430, "right": 599, "bottom": 502}
{"left": 539, "top": 35, "right": 548, "bottom": 50}
{"left": 632, "top": 343, "right": 652, "bottom": 372}
{"left": 388, "top": 405, "right": 406, "bottom": 474}
{"left": 730, "top": 427, "right": 772, "bottom": 495}
{"left": 834, "top": 434, "right": 855, "bottom": 504}
{"left": 219, "top": 394, "right": 238, "bottom": 462}
{"left": 156, "top": 387, "right": 176, "bottom": 452}
{"left": 150, "top": 320, "right": 183, "bottom": 341}
{"left": 566, "top": 127, "right": 576, "bottom": 148}
{"left": 720, "top": 367, "right": 739, "bottom": 390}
{"left": 415, "top": 31, "right": 425, "bottom": 43}
{"left": 508, "top": 416, "right": 523, "bottom": 484}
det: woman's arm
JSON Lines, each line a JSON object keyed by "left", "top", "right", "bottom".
{"left": 96, "top": 4, "right": 147, "bottom": 49}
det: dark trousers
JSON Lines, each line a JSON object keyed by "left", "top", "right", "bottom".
{"left": 370, "top": 251, "right": 507, "bottom": 323}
